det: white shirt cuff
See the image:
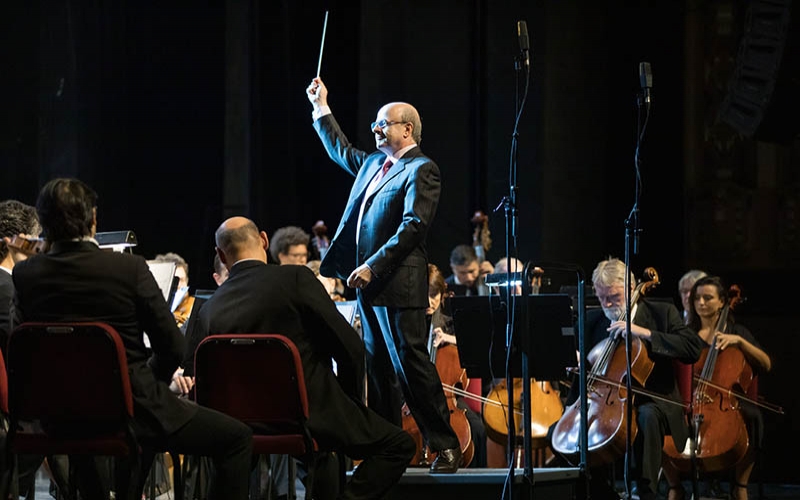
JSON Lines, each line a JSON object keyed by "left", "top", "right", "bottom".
{"left": 312, "top": 106, "right": 332, "bottom": 121}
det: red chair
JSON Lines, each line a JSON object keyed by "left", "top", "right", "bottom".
{"left": 6, "top": 322, "right": 141, "bottom": 500}
{"left": 194, "top": 334, "right": 336, "bottom": 500}
{"left": 0, "top": 346, "right": 11, "bottom": 499}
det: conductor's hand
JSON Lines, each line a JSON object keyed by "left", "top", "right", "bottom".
{"left": 347, "top": 264, "right": 374, "bottom": 290}
{"left": 306, "top": 77, "right": 328, "bottom": 108}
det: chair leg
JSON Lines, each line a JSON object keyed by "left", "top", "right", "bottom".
{"left": 169, "top": 451, "right": 183, "bottom": 500}
{"left": 288, "top": 457, "right": 297, "bottom": 500}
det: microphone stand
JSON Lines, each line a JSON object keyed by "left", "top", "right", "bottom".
{"left": 495, "top": 43, "right": 531, "bottom": 500}
{"left": 623, "top": 77, "right": 648, "bottom": 500}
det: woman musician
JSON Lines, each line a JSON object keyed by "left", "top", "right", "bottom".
{"left": 662, "top": 276, "right": 772, "bottom": 500}
{"left": 426, "top": 263, "right": 488, "bottom": 467}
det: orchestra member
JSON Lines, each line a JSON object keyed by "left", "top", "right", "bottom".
{"left": 12, "top": 178, "right": 252, "bottom": 499}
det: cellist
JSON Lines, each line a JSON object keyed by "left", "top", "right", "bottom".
{"left": 662, "top": 276, "right": 772, "bottom": 500}
{"left": 425, "top": 263, "right": 487, "bottom": 467}
{"left": 550, "top": 257, "right": 704, "bottom": 500}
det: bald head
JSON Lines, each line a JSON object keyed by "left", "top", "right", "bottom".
{"left": 215, "top": 216, "right": 269, "bottom": 268}
{"left": 373, "top": 102, "right": 422, "bottom": 153}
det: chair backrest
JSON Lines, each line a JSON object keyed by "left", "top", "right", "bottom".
{"left": 7, "top": 322, "right": 134, "bottom": 431}
{"left": 194, "top": 334, "right": 309, "bottom": 431}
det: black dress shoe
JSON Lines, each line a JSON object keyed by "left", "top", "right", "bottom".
{"left": 429, "top": 447, "right": 462, "bottom": 474}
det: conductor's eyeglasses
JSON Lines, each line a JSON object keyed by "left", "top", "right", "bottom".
{"left": 370, "top": 119, "right": 407, "bottom": 131}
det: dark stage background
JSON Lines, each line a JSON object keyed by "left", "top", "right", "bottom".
{"left": 2, "top": 0, "right": 799, "bottom": 484}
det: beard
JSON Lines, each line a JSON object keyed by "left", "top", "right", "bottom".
{"left": 603, "top": 306, "right": 623, "bottom": 322}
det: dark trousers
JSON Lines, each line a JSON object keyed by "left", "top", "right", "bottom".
{"left": 325, "top": 411, "right": 415, "bottom": 500}
{"left": 141, "top": 405, "right": 253, "bottom": 500}
{"left": 632, "top": 402, "right": 669, "bottom": 498}
{"left": 358, "top": 298, "right": 459, "bottom": 452}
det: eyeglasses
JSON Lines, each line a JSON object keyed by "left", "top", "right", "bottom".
{"left": 370, "top": 119, "right": 407, "bottom": 131}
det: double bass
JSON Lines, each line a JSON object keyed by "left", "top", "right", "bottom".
{"left": 551, "top": 267, "right": 659, "bottom": 466}
{"left": 401, "top": 321, "right": 475, "bottom": 467}
{"left": 662, "top": 284, "right": 752, "bottom": 473}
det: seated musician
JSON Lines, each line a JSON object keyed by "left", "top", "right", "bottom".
{"left": 12, "top": 178, "right": 253, "bottom": 499}
{"left": 445, "top": 244, "right": 493, "bottom": 297}
{"left": 662, "top": 276, "right": 772, "bottom": 500}
{"left": 426, "top": 263, "right": 487, "bottom": 468}
{"left": 154, "top": 251, "right": 194, "bottom": 331}
{"left": 550, "top": 257, "right": 704, "bottom": 500}
{"left": 0, "top": 199, "right": 62, "bottom": 497}
{"left": 186, "top": 216, "right": 415, "bottom": 499}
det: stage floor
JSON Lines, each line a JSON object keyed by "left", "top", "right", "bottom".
{"left": 386, "top": 467, "right": 582, "bottom": 500}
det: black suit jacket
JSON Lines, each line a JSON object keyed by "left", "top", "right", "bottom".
{"left": 584, "top": 299, "right": 704, "bottom": 449}
{"left": 186, "top": 260, "right": 381, "bottom": 447}
{"left": 12, "top": 241, "right": 196, "bottom": 437}
{"left": 444, "top": 274, "right": 489, "bottom": 297}
{"left": 313, "top": 114, "right": 440, "bottom": 308}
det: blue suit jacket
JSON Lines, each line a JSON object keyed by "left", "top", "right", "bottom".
{"left": 314, "top": 114, "right": 440, "bottom": 308}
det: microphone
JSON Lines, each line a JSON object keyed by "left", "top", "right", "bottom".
{"left": 517, "top": 20, "right": 530, "bottom": 67}
{"left": 639, "top": 61, "right": 652, "bottom": 105}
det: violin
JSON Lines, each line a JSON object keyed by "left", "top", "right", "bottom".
{"left": 551, "top": 267, "right": 660, "bottom": 467}
{"left": 402, "top": 320, "right": 474, "bottom": 467}
{"left": 173, "top": 293, "right": 196, "bottom": 329}
{"left": 663, "top": 284, "right": 753, "bottom": 473}
{"left": 5, "top": 235, "right": 48, "bottom": 256}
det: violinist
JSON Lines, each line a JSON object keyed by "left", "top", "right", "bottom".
{"left": 662, "top": 276, "right": 772, "bottom": 500}
{"left": 553, "top": 257, "right": 704, "bottom": 500}
{"left": 426, "top": 263, "right": 487, "bottom": 468}
{"left": 0, "top": 200, "right": 41, "bottom": 356}
{"left": 0, "top": 199, "right": 61, "bottom": 498}
{"left": 269, "top": 225, "right": 310, "bottom": 265}
{"left": 154, "top": 252, "right": 194, "bottom": 331}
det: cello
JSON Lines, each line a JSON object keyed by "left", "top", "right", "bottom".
{"left": 402, "top": 321, "right": 475, "bottom": 467}
{"left": 551, "top": 267, "right": 659, "bottom": 467}
{"left": 662, "top": 284, "right": 752, "bottom": 473}
{"left": 481, "top": 267, "right": 564, "bottom": 465}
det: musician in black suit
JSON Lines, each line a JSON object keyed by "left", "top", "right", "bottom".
{"left": 0, "top": 199, "right": 48, "bottom": 497}
{"left": 306, "top": 77, "right": 462, "bottom": 473}
{"left": 187, "top": 216, "right": 415, "bottom": 500}
{"left": 0, "top": 199, "right": 41, "bottom": 357}
{"left": 11, "top": 178, "right": 252, "bottom": 500}
{"left": 581, "top": 258, "right": 704, "bottom": 500}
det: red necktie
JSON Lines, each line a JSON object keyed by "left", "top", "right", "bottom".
{"left": 382, "top": 159, "right": 393, "bottom": 176}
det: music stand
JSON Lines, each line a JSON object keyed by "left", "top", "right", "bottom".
{"left": 334, "top": 300, "right": 359, "bottom": 334}
{"left": 333, "top": 300, "right": 366, "bottom": 402}
{"left": 451, "top": 294, "right": 574, "bottom": 381}
{"left": 520, "top": 294, "right": 576, "bottom": 381}
{"left": 182, "top": 289, "right": 215, "bottom": 336}
{"left": 145, "top": 260, "right": 178, "bottom": 349}
{"left": 450, "top": 295, "right": 518, "bottom": 380}
{"left": 146, "top": 260, "right": 178, "bottom": 306}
